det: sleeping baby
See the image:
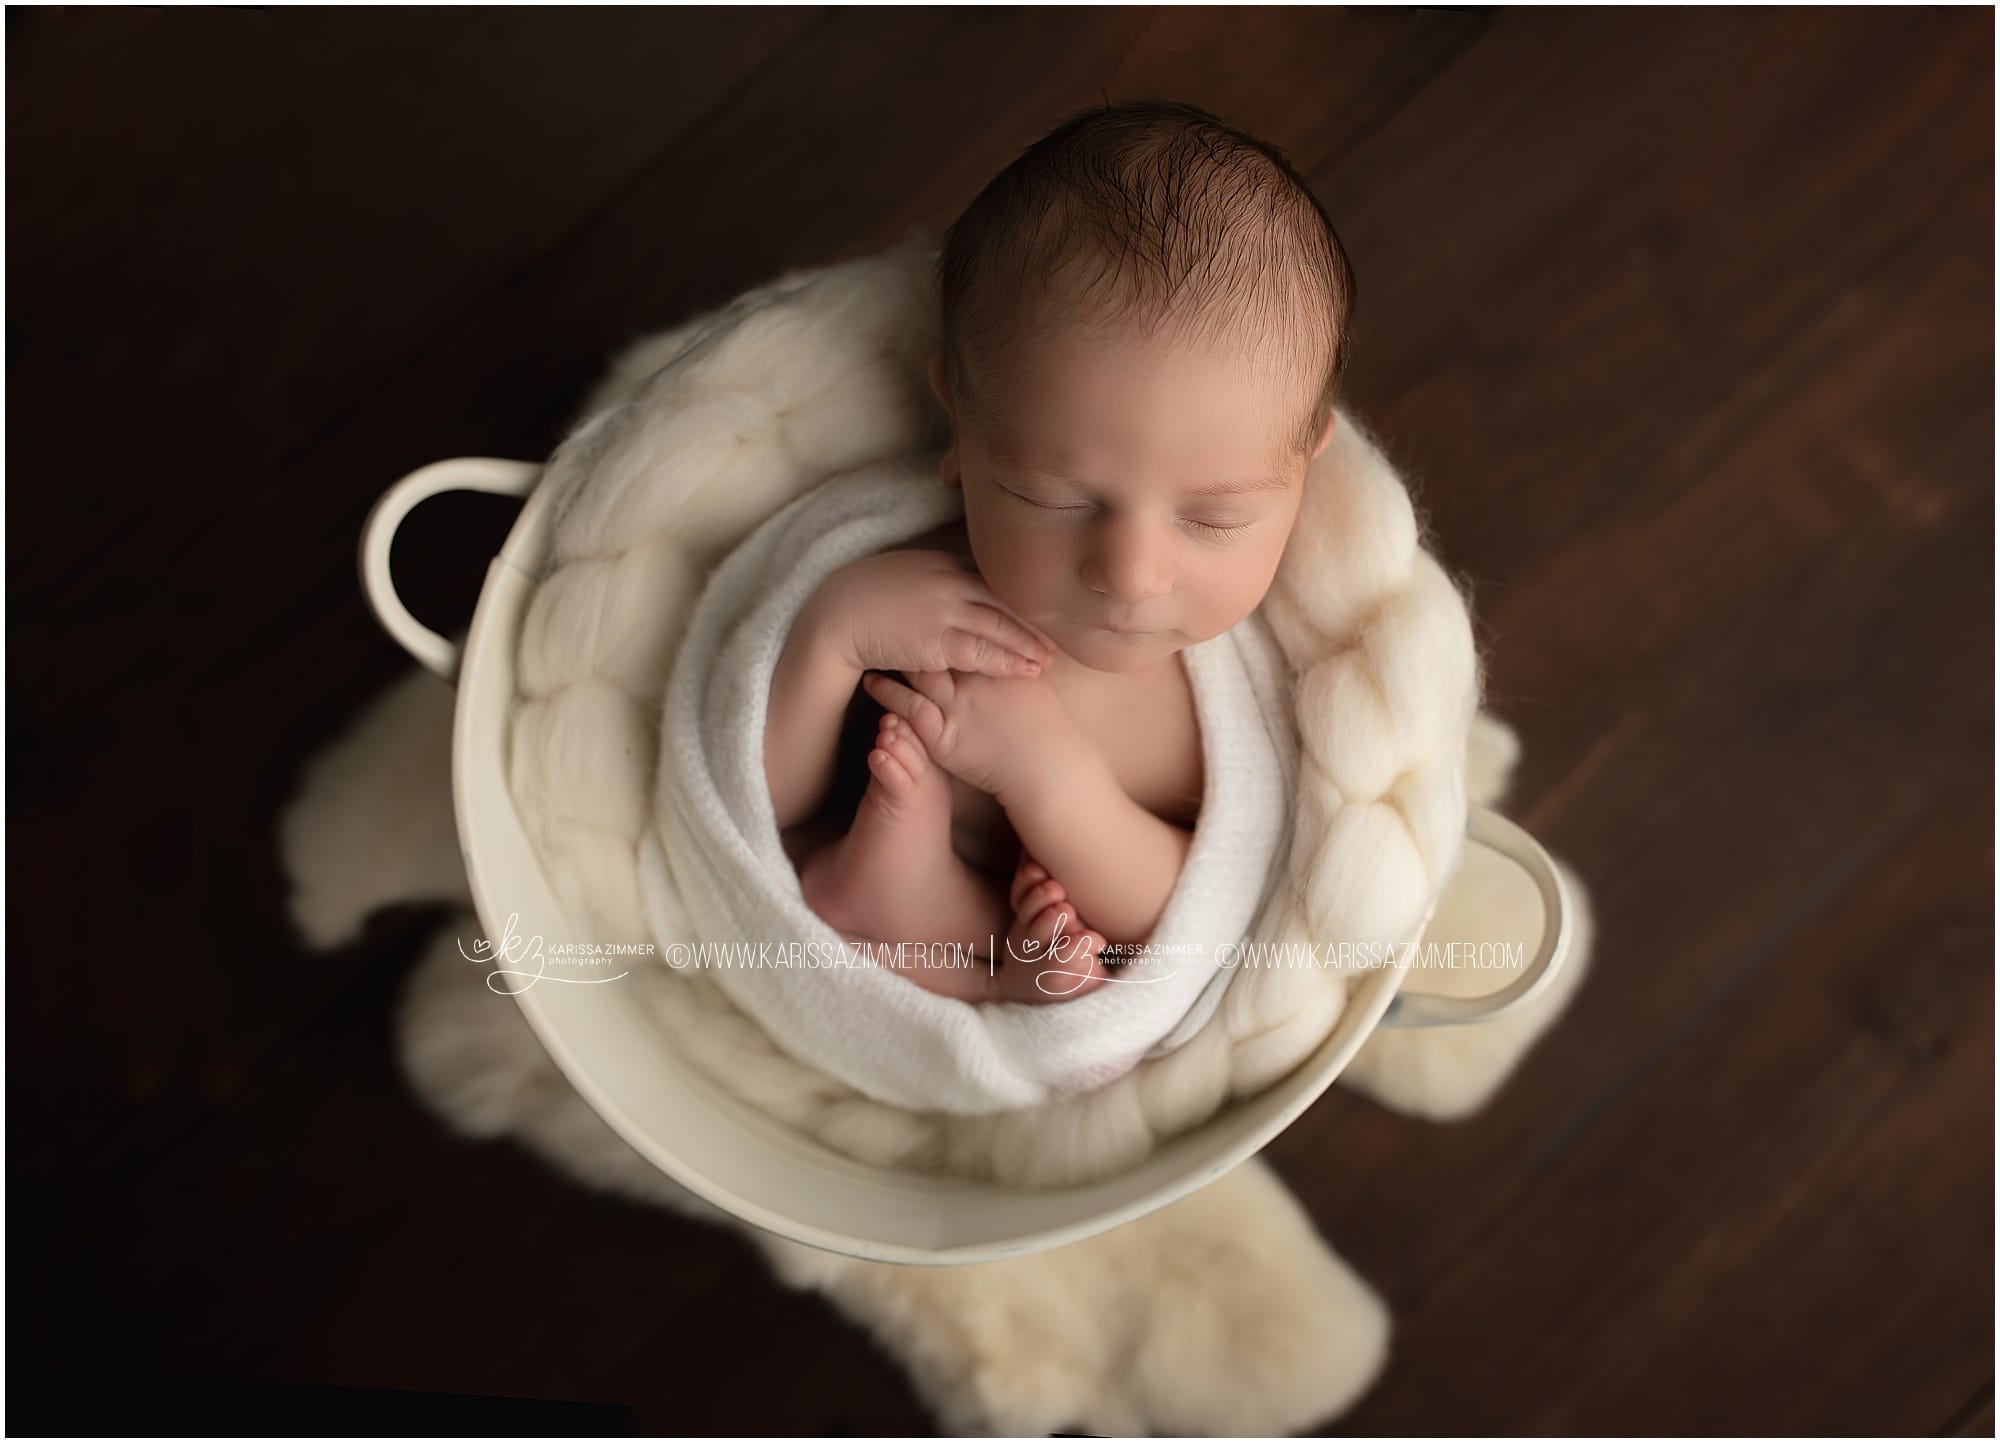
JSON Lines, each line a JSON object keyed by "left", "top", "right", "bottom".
{"left": 763, "top": 99, "right": 1355, "bottom": 1005}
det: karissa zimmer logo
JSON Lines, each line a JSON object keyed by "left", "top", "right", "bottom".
{"left": 457, "top": 913, "right": 651, "bottom": 994}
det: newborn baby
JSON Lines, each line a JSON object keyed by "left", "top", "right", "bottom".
{"left": 763, "top": 99, "right": 1355, "bottom": 1005}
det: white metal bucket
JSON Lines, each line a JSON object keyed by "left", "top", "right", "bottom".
{"left": 361, "top": 456, "right": 1573, "bottom": 1265}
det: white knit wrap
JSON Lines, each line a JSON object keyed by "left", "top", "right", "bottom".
{"left": 640, "top": 458, "right": 1295, "bottom": 1114}
{"left": 507, "top": 234, "right": 1482, "bottom": 1186}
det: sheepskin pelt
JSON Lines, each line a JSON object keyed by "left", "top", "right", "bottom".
{"left": 502, "top": 233, "right": 1480, "bottom": 1187}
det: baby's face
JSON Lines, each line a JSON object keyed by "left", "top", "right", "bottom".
{"left": 929, "top": 325, "right": 1334, "bottom": 674}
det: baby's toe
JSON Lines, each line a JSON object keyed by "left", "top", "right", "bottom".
{"left": 1032, "top": 912, "right": 1110, "bottom": 1000}
{"left": 864, "top": 743, "right": 912, "bottom": 797}
{"left": 1009, "top": 860, "right": 1055, "bottom": 912}
{"left": 866, "top": 717, "right": 920, "bottom": 788}
{"left": 886, "top": 716, "right": 933, "bottom": 770}
{"left": 1047, "top": 902, "right": 1091, "bottom": 956}
{"left": 1010, "top": 884, "right": 1067, "bottom": 947}
{"left": 1016, "top": 867, "right": 1064, "bottom": 911}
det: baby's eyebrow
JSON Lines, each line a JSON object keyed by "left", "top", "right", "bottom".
{"left": 1012, "top": 459, "right": 1289, "bottom": 500}
{"left": 1186, "top": 474, "right": 1292, "bottom": 499}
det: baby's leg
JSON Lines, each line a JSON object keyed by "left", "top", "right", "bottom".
{"left": 798, "top": 713, "right": 1012, "bottom": 993}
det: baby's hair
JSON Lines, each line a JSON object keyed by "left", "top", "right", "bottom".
{"left": 935, "top": 99, "right": 1357, "bottom": 459}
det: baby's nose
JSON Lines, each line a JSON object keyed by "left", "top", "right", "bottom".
{"left": 1082, "top": 528, "right": 1172, "bottom": 602}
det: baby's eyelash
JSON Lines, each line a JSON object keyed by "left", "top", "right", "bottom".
{"left": 1179, "top": 517, "right": 1254, "bottom": 539}
{"left": 1006, "top": 486, "right": 1251, "bottom": 539}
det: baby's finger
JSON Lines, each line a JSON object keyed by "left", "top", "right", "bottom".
{"left": 945, "top": 626, "right": 1043, "bottom": 679}
{"left": 860, "top": 672, "right": 946, "bottom": 747}
{"left": 905, "top": 668, "right": 956, "bottom": 702}
{"left": 954, "top": 600, "right": 1056, "bottom": 667}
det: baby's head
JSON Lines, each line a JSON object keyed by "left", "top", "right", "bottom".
{"left": 928, "top": 100, "right": 1357, "bottom": 674}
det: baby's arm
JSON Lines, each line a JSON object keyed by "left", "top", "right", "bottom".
{"left": 766, "top": 553, "right": 1054, "bottom": 832}
{"left": 765, "top": 590, "right": 859, "bottom": 832}
{"left": 1000, "top": 750, "right": 1192, "bottom": 948}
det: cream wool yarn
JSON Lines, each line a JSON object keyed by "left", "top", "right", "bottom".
{"left": 504, "top": 233, "right": 1481, "bottom": 1187}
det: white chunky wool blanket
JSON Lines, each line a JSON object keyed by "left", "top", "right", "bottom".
{"left": 505, "top": 233, "right": 1482, "bottom": 1186}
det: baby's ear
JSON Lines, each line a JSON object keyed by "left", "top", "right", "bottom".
{"left": 926, "top": 353, "right": 952, "bottom": 416}
{"left": 1311, "top": 409, "right": 1336, "bottom": 459}
{"left": 927, "top": 354, "right": 963, "bottom": 489}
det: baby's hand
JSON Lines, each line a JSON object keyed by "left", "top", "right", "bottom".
{"left": 813, "top": 549, "right": 1055, "bottom": 680}
{"left": 860, "top": 665, "right": 1086, "bottom": 809}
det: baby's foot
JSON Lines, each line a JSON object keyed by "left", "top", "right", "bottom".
{"left": 996, "top": 854, "right": 1112, "bottom": 1004}
{"left": 860, "top": 710, "right": 953, "bottom": 828}
{"left": 798, "top": 712, "right": 989, "bottom": 948}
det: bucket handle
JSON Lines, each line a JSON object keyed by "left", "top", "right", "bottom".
{"left": 1380, "top": 804, "right": 1573, "bottom": 1029}
{"left": 358, "top": 457, "right": 541, "bottom": 683}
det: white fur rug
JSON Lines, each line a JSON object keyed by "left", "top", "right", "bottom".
{"left": 279, "top": 664, "right": 1594, "bottom": 1434}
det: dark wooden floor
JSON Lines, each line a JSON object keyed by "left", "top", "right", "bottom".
{"left": 9, "top": 7, "right": 1992, "bottom": 1436}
